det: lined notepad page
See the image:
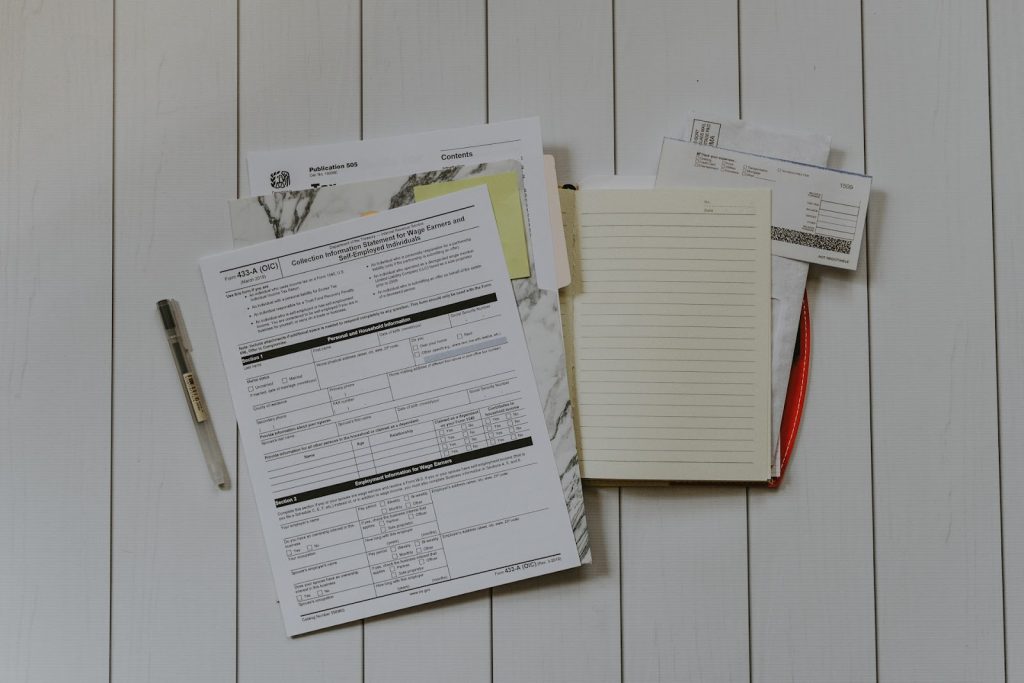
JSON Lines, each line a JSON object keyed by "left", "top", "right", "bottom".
{"left": 572, "top": 188, "right": 773, "bottom": 482}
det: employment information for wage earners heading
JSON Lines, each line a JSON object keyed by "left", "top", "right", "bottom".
{"left": 201, "top": 186, "right": 580, "bottom": 635}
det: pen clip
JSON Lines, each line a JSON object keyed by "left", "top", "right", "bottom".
{"left": 158, "top": 298, "right": 192, "bottom": 351}
{"left": 173, "top": 301, "right": 192, "bottom": 352}
{"left": 172, "top": 300, "right": 193, "bottom": 351}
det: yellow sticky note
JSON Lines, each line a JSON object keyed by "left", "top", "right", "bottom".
{"left": 413, "top": 172, "right": 531, "bottom": 279}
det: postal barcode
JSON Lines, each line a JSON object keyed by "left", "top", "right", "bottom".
{"left": 772, "top": 226, "right": 852, "bottom": 254}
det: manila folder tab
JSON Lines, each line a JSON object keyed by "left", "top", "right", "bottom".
{"left": 572, "top": 187, "right": 773, "bottom": 482}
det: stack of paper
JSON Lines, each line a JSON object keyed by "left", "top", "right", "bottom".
{"left": 206, "top": 119, "right": 590, "bottom": 635}
{"left": 199, "top": 113, "right": 872, "bottom": 632}
{"left": 240, "top": 119, "right": 590, "bottom": 558}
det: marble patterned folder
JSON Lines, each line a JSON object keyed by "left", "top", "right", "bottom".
{"left": 230, "top": 160, "right": 591, "bottom": 563}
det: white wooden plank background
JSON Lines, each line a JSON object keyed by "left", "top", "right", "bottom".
{"left": 0, "top": 1, "right": 112, "bottom": 681}
{"left": 2, "top": 1, "right": 1018, "bottom": 681}
{"left": 112, "top": 0, "right": 238, "bottom": 679}
{"left": 991, "top": 1, "right": 1024, "bottom": 681}
{"left": 865, "top": 1, "right": 1004, "bottom": 680}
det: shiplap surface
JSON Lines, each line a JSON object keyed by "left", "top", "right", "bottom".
{"left": 1, "top": 1, "right": 1017, "bottom": 681}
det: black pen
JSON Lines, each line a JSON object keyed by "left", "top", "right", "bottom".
{"left": 158, "top": 299, "right": 231, "bottom": 490}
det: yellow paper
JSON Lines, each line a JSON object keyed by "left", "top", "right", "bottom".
{"left": 414, "top": 172, "right": 531, "bottom": 279}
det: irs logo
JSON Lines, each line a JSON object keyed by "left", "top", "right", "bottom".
{"left": 269, "top": 170, "right": 291, "bottom": 189}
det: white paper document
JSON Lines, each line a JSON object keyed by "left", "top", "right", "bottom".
{"left": 247, "top": 118, "right": 559, "bottom": 291}
{"left": 657, "top": 138, "right": 872, "bottom": 270}
{"left": 228, "top": 161, "right": 591, "bottom": 563}
{"left": 683, "top": 112, "right": 831, "bottom": 164}
{"left": 201, "top": 186, "right": 580, "bottom": 634}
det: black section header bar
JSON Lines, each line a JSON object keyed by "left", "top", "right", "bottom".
{"left": 241, "top": 293, "right": 497, "bottom": 366}
{"left": 274, "top": 436, "right": 533, "bottom": 508}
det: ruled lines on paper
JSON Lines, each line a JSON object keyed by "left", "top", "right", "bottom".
{"left": 571, "top": 188, "right": 772, "bottom": 482}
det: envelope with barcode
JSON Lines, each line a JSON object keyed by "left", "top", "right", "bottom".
{"left": 656, "top": 137, "right": 872, "bottom": 270}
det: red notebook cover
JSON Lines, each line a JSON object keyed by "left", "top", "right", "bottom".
{"left": 769, "top": 291, "right": 811, "bottom": 488}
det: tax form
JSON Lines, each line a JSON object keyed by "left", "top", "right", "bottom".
{"left": 229, "top": 161, "right": 590, "bottom": 562}
{"left": 247, "top": 118, "right": 559, "bottom": 291}
{"left": 201, "top": 186, "right": 580, "bottom": 634}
